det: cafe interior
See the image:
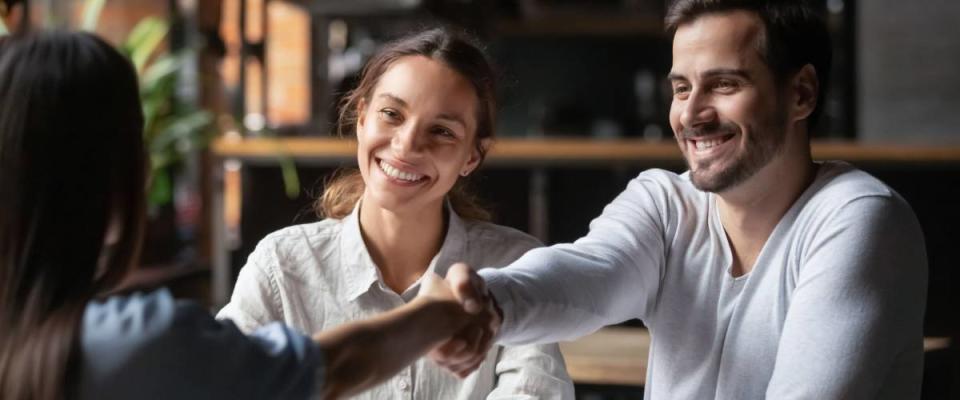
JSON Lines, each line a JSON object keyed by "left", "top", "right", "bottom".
{"left": 2, "top": 0, "right": 958, "bottom": 398}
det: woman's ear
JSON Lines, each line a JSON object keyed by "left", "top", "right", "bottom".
{"left": 461, "top": 138, "right": 492, "bottom": 177}
{"left": 355, "top": 98, "right": 368, "bottom": 134}
{"left": 790, "top": 64, "right": 818, "bottom": 123}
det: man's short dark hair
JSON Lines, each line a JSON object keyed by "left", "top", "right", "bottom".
{"left": 666, "top": 0, "right": 832, "bottom": 128}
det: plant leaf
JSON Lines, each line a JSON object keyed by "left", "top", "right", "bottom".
{"left": 280, "top": 156, "right": 300, "bottom": 199}
{"left": 123, "top": 17, "right": 169, "bottom": 74}
{"left": 141, "top": 54, "right": 182, "bottom": 90}
{"left": 148, "top": 168, "right": 173, "bottom": 206}
{"left": 149, "top": 111, "right": 213, "bottom": 153}
{"left": 81, "top": 0, "right": 106, "bottom": 32}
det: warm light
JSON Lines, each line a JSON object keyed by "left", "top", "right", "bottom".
{"left": 223, "top": 159, "right": 243, "bottom": 248}
{"left": 266, "top": 2, "right": 310, "bottom": 126}
{"left": 220, "top": 0, "right": 240, "bottom": 88}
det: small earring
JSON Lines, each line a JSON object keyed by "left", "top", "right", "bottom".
{"left": 460, "top": 170, "right": 470, "bottom": 177}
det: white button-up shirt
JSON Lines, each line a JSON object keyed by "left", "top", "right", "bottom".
{"left": 217, "top": 204, "right": 574, "bottom": 400}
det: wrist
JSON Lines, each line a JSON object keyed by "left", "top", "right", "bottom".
{"left": 409, "top": 297, "right": 468, "bottom": 336}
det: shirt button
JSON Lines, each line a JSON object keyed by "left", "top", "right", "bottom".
{"left": 398, "top": 380, "right": 410, "bottom": 391}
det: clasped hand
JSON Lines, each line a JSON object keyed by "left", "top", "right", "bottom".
{"left": 417, "top": 263, "right": 501, "bottom": 378}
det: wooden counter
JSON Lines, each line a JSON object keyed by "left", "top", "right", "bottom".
{"left": 208, "top": 136, "right": 960, "bottom": 306}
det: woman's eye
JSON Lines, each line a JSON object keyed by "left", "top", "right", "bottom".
{"left": 379, "top": 109, "right": 401, "bottom": 121}
{"left": 432, "top": 127, "right": 456, "bottom": 138}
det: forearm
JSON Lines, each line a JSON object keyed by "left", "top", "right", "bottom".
{"left": 481, "top": 245, "right": 655, "bottom": 345}
{"left": 483, "top": 179, "right": 666, "bottom": 345}
{"left": 312, "top": 297, "right": 467, "bottom": 399}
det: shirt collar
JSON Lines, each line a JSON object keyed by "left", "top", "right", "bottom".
{"left": 338, "top": 200, "right": 468, "bottom": 302}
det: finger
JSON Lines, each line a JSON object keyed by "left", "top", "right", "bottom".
{"left": 430, "top": 347, "right": 478, "bottom": 377}
{"left": 458, "top": 326, "right": 493, "bottom": 375}
{"left": 446, "top": 263, "right": 485, "bottom": 313}
{"left": 434, "top": 337, "right": 467, "bottom": 360}
{"left": 442, "top": 322, "right": 491, "bottom": 377}
{"left": 433, "top": 330, "right": 481, "bottom": 367}
{"left": 450, "top": 355, "right": 486, "bottom": 379}
{"left": 460, "top": 321, "right": 486, "bottom": 360}
{"left": 428, "top": 347, "right": 457, "bottom": 369}
{"left": 450, "top": 349, "right": 487, "bottom": 378}
{"left": 428, "top": 347, "right": 459, "bottom": 370}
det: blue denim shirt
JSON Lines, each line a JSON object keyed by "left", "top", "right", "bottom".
{"left": 79, "top": 289, "right": 323, "bottom": 399}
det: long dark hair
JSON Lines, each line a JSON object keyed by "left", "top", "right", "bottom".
{"left": 0, "top": 31, "right": 146, "bottom": 399}
{"left": 317, "top": 27, "right": 496, "bottom": 221}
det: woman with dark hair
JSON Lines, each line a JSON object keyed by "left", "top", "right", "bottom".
{"left": 217, "top": 28, "right": 574, "bottom": 399}
{"left": 0, "top": 30, "right": 489, "bottom": 400}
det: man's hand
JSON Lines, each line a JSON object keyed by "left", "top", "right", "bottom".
{"left": 419, "top": 263, "right": 502, "bottom": 378}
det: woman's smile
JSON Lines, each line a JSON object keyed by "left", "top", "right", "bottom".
{"left": 376, "top": 157, "right": 428, "bottom": 185}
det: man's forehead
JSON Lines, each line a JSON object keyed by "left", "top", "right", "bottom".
{"left": 669, "top": 10, "right": 766, "bottom": 76}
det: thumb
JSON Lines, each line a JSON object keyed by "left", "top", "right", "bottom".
{"left": 418, "top": 272, "right": 446, "bottom": 297}
{"left": 446, "top": 263, "right": 485, "bottom": 314}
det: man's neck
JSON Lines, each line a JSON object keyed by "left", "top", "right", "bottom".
{"left": 716, "top": 139, "right": 816, "bottom": 277}
{"left": 358, "top": 196, "right": 446, "bottom": 295}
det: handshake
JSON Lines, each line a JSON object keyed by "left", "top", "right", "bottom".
{"left": 315, "top": 263, "right": 502, "bottom": 399}
{"left": 417, "top": 263, "right": 502, "bottom": 378}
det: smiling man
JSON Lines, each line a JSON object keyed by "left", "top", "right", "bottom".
{"left": 429, "top": 1, "right": 929, "bottom": 399}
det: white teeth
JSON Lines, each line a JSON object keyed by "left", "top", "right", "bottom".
{"left": 379, "top": 160, "right": 424, "bottom": 182}
{"left": 695, "top": 139, "right": 722, "bottom": 150}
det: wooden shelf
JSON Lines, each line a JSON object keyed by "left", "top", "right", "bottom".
{"left": 212, "top": 137, "right": 960, "bottom": 165}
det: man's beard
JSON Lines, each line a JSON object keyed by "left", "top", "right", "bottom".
{"left": 683, "top": 113, "right": 787, "bottom": 193}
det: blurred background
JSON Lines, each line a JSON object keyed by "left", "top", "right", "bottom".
{"left": 2, "top": 0, "right": 959, "bottom": 398}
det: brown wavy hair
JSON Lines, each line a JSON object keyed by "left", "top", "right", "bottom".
{"left": 0, "top": 32, "right": 147, "bottom": 399}
{"left": 317, "top": 27, "right": 496, "bottom": 221}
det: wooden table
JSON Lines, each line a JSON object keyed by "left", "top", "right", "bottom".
{"left": 560, "top": 326, "right": 649, "bottom": 386}
{"left": 558, "top": 327, "right": 951, "bottom": 387}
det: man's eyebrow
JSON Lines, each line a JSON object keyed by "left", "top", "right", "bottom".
{"left": 377, "top": 93, "right": 408, "bottom": 107}
{"left": 667, "top": 69, "right": 752, "bottom": 82}
{"left": 701, "top": 68, "right": 752, "bottom": 80}
{"left": 667, "top": 72, "right": 686, "bottom": 82}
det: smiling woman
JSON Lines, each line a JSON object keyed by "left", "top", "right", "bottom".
{"left": 216, "top": 27, "right": 574, "bottom": 400}
{"left": 320, "top": 28, "right": 496, "bottom": 222}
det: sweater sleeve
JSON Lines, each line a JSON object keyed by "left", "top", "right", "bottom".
{"left": 765, "top": 194, "right": 927, "bottom": 399}
{"left": 481, "top": 175, "right": 669, "bottom": 345}
{"left": 80, "top": 289, "right": 323, "bottom": 400}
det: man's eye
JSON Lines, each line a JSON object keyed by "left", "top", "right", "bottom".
{"left": 673, "top": 85, "right": 690, "bottom": 98}
{"left": 715, "top": 80, "right": 738, "bottom": 91}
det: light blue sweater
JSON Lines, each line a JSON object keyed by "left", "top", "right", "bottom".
{"left": 79, "top": 289, "right": 323, "bottom": 399}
